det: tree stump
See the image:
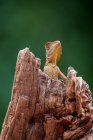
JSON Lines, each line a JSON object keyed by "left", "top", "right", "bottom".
{"left": 1, "top": 48, "right": 93, "bottom": 140}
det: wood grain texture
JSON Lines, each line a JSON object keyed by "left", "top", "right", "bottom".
{"left": 1, "top": 48, "right": 93, "bottom": 140}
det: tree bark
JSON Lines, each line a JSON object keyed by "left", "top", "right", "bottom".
{"left": 0, "top": 48, "right": 93, "bottom": 140}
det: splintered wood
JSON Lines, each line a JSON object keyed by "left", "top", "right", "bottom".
{"left": 1, "top": 48, "right": 93, "bottom": 140}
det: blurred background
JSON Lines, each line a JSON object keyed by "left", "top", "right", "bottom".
{"left": 0, "top": 0, "right": 93, "bottom": 131}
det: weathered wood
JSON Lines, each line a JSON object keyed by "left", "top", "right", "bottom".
{"left": 1, "top": 48, "right": 93, "bottom": 140}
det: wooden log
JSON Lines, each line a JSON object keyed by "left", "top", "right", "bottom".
{"left": 1, "top": 48, "right": 93, "bottom": 140}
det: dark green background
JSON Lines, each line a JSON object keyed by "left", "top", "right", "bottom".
{"left": 0, "top": 0, "right": 93, "bottom": 131}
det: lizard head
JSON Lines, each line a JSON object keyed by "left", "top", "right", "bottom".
{"left": 45, "top": 40, "right": 62, "bottom": 66}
